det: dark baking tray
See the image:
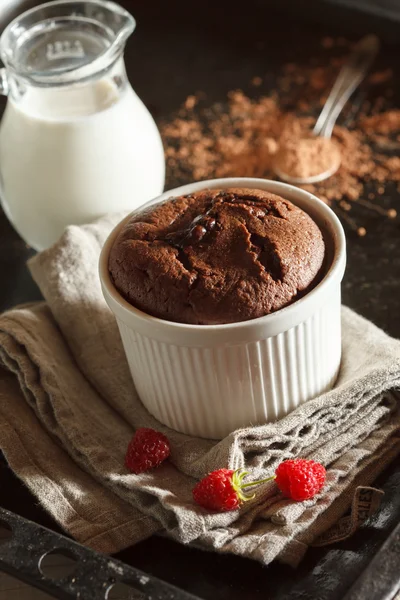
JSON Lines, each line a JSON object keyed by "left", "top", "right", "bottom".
{"left": 1, "top": 1, "right": 400, "bottom": 599}
{"left": 0, "top": 506, "right": 198, "bottom": 600}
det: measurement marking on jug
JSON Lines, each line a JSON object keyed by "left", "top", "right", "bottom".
{"left": 46, "top": 41, "right": 85, "bottom": 61}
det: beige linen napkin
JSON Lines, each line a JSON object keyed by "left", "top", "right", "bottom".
{"left": 0, "top": 215, "right": 399, "bottom": 567}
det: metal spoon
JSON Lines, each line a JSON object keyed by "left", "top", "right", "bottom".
{"left": 274, "top": 34, "right": 380, "bottom": 185}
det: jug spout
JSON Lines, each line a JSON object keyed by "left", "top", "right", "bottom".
{"left": 90, "top": 1, "right": 136, "bottom": 53}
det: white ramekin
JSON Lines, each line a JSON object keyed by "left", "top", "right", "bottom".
{"left": 99, "top": 178, "right": 346, "bottom": 439}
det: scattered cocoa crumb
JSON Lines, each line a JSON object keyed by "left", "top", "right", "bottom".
{"left": 337, "top": 207, "right": 367, "bottom": 237}
{"left": 379, "top": 156, "right": 400, "bottom": 181}
{"left": 310, "top": 68, "right": 328, "bottom": 91}
{"left": 371, "top": 135, "right": 400, "bottom": 151}
{"left": 251, "top": 76, "right": 263, "bottom": 87}
{"left": 361, "top": 110, "right": 400, "bottom": 135}
{"left": 161, "top": 50, "right": 399, "bottom": 235}
{"left": 184, "top": 95, "right": 198, "bottom": 110}
{"left": 368, "top": 69, "right": 393, "bottom": 85}
{"left": 355, "top": 197, "right": 394, "bottom": 217}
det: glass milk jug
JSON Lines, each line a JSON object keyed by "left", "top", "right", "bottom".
{"left": 0, "top": 0, "right": 165, "bottom": 251}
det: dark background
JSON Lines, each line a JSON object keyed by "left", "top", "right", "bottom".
{"left": 0, "top": 1, "right": 400, "bottom": 599}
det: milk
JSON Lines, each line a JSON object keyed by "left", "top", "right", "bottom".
{"left": 0, "top": 78, "right": 165, "bottom": 250}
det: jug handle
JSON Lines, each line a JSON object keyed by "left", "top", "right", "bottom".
{"left": 0, "top": 68, "right": 8, "bottom": 96}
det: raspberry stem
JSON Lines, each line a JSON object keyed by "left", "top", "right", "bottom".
{"left": 240, "top": 475, "right": 276, "bottom": 489}
{"left": 231, "top": 469, "right": 276, "bottom": 503}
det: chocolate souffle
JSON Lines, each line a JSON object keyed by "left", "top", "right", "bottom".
{"left": 108, "top": 188, "right": 325, "bottom": 325}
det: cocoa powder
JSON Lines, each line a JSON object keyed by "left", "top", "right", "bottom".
{"left": 273, "top": 117, "right": 341, "bottom": 180}
{"left": 161, "top": 46, "right": 399, "bottom": 235}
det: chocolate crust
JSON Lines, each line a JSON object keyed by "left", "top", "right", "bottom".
{"left": 108, "top": 188, "right": 325, "bottom": 325}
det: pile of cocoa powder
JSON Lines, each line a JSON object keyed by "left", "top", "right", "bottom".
{"left": 161, "top": 38, "right": 399, "bottom": 236}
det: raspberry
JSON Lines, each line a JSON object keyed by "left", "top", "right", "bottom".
{"left": 193, "top": 469, "right": 239, "bottom": 511}
{"left": 125, "top": 428, "right": 170, "bottom": 474}
{"left": 193, "top": 468, "right": 260, "bottom": 511}
{"left": 275, "top": 459, "right": 326, "bottom": 501}
{"left": 193, "top": 459, "right": 327, "bottom": 512}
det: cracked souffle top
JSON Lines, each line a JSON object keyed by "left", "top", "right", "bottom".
{"left": 108, "top": 188, "right": 325, "bottom": 325}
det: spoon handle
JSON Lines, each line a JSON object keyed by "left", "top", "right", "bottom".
{"left": 313, "top": 34, "right": 380, "bottom": 138}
